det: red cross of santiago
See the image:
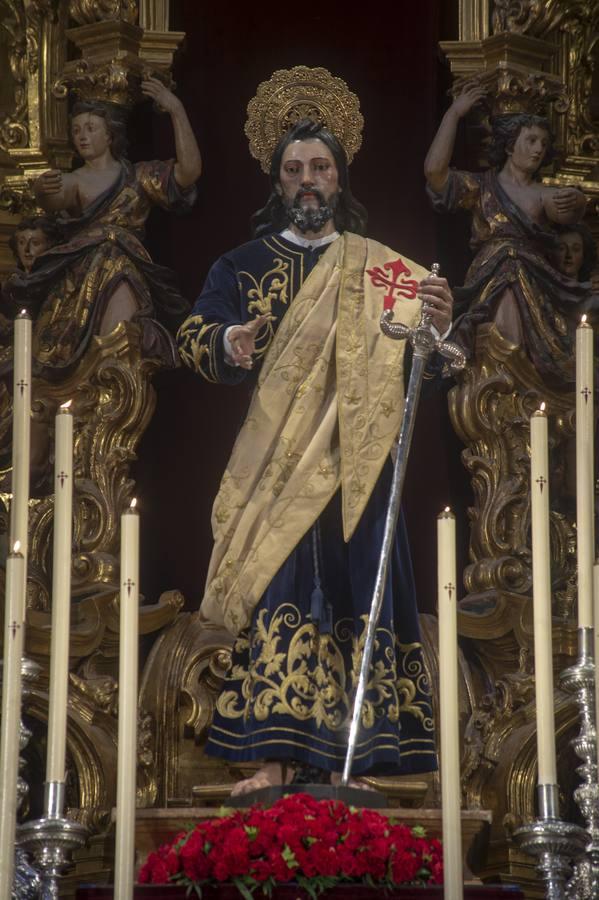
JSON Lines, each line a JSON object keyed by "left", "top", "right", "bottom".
{"left": 367, "top": 257, "right": 419, "bottom": 310}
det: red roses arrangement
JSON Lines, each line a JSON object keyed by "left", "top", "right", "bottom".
{"left": 139, "top": 793, "right": 443, "bottom": 898}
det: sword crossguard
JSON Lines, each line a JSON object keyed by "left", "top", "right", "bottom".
{"left": 380, "top": 308, "right": 466, "bottom": 373}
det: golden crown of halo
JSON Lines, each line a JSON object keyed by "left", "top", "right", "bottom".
{"left": 245, "top": 66, "right": 364, "bottom": 174}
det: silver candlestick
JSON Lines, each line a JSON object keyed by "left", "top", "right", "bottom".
{"left": 513, "top": 784, "right": 589, "bottom": 900}
{"left": 559, "top": 626, "right": 599, "bottom": 898}
{"left": 18, "top": 781, "right": 88, "bottom": 900}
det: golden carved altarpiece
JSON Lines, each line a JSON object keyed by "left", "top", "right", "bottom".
{"left": 0, "top": 1, "right": 596, "bottom": 897}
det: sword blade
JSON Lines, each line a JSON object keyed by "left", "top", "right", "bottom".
{"left": 341, "top": 348, "right": 430, "bottom": 784}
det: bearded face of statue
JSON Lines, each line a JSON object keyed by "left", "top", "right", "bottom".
{"left": 71, "top": 112, "right": 112, "bottom": 162}
{"left": 277, "top": 138, "right": 341, "bottom": 234}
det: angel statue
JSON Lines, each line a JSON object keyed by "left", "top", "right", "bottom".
{"left": 1, "top": 76, "right": 201, "bottom": 376}
{"left": 424, "top": 83, "right": 596, "bottom": 386}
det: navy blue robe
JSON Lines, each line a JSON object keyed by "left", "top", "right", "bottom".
{"left": 178, "top": 233, "right": 438, "bottom": 775}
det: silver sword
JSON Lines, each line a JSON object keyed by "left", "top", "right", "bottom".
{"left": 341, "top": 263, "right": 466, "bottom": 785}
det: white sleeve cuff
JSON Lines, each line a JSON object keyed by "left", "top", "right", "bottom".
{"left": 223, "top": 325, "right": 239, "bottom": 367}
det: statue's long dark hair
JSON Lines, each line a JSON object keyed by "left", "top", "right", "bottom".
{"left": 251, "top": 119, "right": 368, "bottom": 237}
{"left": 488, "top": 113, "right": 556, "bottom": 175}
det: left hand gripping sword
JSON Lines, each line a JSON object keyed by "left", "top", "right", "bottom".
{"left": 341, "top": 264, "right": 466, "bottom": 785}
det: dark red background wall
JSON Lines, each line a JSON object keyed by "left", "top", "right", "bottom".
{"left": 131, "top": 0, "right": 472, "bottom": 616}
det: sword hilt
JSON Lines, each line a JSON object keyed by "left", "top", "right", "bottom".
{"left": 421, "top": 262, "right": 440, "bottom": 328}
{"left": 379, "top": 262, "right": 466, "bottom": 373}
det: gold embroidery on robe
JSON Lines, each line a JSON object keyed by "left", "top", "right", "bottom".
{"left": 177, "top": 314, "right": 221, "bottom": 383}
{"left": 216, "top": 603, "right": 434, "bottom": 733}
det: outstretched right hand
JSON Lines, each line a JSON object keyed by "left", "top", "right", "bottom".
{"left": 227, "top": 314, "right": 271, "bottom": 369}
{"left": 35, "top": 169, "right": 63, "bottom": 196}
{"left": 451, "top": 83, "right": 487, "bottom": 118}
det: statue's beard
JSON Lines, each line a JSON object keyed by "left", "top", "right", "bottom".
{"left": 285, "top": 187, "right": 337, "bottom": 233}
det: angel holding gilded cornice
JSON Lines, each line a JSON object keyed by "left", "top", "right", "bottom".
{"left": 1, "top": 76, "right": 201, "bottom": 376}
{"left": 424, "top": 82, "right": 596, "bottom": 386}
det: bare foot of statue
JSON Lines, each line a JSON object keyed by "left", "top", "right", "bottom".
{"left": 330, "top": 772, "right": 377, "bottom": 791}
{"left": 229, "top": 761, "right": 292, "bottom": 797}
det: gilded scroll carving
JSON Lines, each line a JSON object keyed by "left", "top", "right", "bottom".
{"left": 139, "top": 613, "right": 234, "bottom": 804}
{"left": 69, "top": 0, "right": 138, "bottom": 25}
{"left": 0, "top": 0, "right": 28, "bottom": 151}
{"left": 13, "top": 324, "right": 160, "bottom": 610}
{"left": 489, "top": 0, "right": 599, "bottom": 161}
{"left": 449, "top": 327, "right": 576, "bottom": 609}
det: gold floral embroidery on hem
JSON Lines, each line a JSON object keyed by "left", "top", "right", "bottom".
{"left": 215, "top": 603, "right": 434, "bottom": 734}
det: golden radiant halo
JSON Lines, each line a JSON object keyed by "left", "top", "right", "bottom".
{"left": 245, "top": 66, "right": 364, "bottom": 174}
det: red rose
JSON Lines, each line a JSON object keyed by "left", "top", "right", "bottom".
{"left": 391, "top": 849, "right": 420, "bottom": 884}
{"left": 163, "top": 849, "right": 180, "bottom": 876}
{"left": 249, "top": 859, "right": 272, "bottom": 882}
{"left": 305, "top": 844, "right": 341, "bottom": 878}
{"left": 266, "top": 848, "right": 295, "bottom": 882}
{"left": 213, "top": 859, "right": 231, "bottom": 882}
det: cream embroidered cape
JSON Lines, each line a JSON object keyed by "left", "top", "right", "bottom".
{"left": 201, "top": 232, "right": 428, "bottom": 636}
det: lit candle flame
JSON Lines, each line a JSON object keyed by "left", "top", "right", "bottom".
{"left": 540, "top": 401, "right": 546, "bottom": 412}
{"left": 130, "top": 498, "right": 137, "bottom": 510}
{"left": 582, "top": 314, "right": 587, "bottom": 325}
{"left": 13, "top": 540, "right": 20, "bottom": 554}
{"left": 60, "top": 400, "right": 72, "bottom": 410}
{"left": 444, "top": 506, "right": 451, "bottom": 513}
{"left": 20, "top": 309, "right": 27, "bottom": 317}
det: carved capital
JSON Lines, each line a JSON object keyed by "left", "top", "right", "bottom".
{"left": 69, "top": 0, "right": 138, "bottom": 26}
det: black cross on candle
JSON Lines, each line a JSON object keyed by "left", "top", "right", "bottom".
{"left": 445, "top": 582, "right": 455, "bottom": 600}
{"left": 581, "top": 386, "right": 592, "bottom": 405}
{"left": 536, "top": 475, "right": 547, "bottom": 493}
{"left": 124, "top": 578, "right": 135, "bottom": 597}
{"left": 16, "top": 379, "right": 27, "bottom": 396}
{"left": 57, "top": 471, "right": 69, "bottom": 489}
{"left": 10, "top": 621, "right": 20, "bottom": 639}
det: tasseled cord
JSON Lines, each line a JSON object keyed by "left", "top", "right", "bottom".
{"left": 309, "top": 521, "right": 332, "bottom": 633}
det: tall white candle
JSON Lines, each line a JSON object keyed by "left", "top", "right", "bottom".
{"left": 0, "top": 547, "right": 26, "bottom": 897}
{"left": 576, "top": 318, "right": 594, "bottom": 628}
{"left": 10, "top": 311, "right": 31, "bottom": 556}
{"left": 114, "top": 501, "right": 140, "bottom": 899}
{"left": 530, "top": 408, "right": 558, "bottom": 785}
{"left": 437, "top": 508, "right": 463, "bottom": 898}
{"left": 46, "top": 402, "right": 74, "bottom": 785}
